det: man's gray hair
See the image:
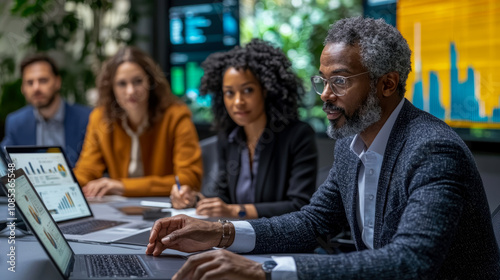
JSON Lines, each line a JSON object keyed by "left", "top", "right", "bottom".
{"left": 324, "top": 17, "right": 412, "bottom": 96}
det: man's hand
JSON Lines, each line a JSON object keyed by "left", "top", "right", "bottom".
{"left": 170, "top": 184, "right": 199, "bottom": 209}
{"left": 82, "top": 178, "right": 124, "bottom": 198}
{"left": 173, "top": 250, "right": 265, "bottom": 280}
{"left": 196, "top": 197, "right": 238, "bottom": 218}
{"left": 145, "top": 215, "right": 222, "bottom": 256}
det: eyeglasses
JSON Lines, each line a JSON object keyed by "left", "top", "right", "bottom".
{"left": 310, "top": 71, "right": 369, "bottom": 97}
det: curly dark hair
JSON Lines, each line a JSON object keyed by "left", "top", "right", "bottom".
{"left": 200, "top": 39, "right": 304, "bottom": 135}
{"left": 324, "top": 17, "right": 412, "bottom": 97}
{"left": 96, "top": 46, "right": 177, "bottom": 123}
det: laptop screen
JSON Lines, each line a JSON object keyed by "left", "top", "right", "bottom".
{"left": 6, "top": 147, "right": 92, "bottom": 222}
{"left": 1, "top": 169, "right": 74, "bottom": 278}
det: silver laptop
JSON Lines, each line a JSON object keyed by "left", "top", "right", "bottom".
{"left": 5, "top": 146, "right": 151, "bottom": 242}
{"left": 0, "top": 169, "right": 184, "bottom": 280}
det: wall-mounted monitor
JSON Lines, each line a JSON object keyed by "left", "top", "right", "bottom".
{"left": 397, "top": 0, "right": 500, "bottom": 143}
{"left": 166, "top": 0, "right": 240, "bottom": 124}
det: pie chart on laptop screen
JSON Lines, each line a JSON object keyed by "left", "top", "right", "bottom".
{"left": 29, "top": 205, "right": 42, "bottom": 224}
{"left": 57, "top": 164, "right": 67, "bottom": 177}
{"left": 44, "top": 229, "right": 58, "bottom": 249}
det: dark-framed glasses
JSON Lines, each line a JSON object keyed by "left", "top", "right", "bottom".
{"left": 310, "top": 71, "right": 369, "bottom": 96}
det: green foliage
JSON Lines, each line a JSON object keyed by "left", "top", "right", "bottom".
{"left": 0, "top": 0, "right": 135, "bottom": 125}
{"left": 241, "top": 0, "right": 362, "bottom": 132}
{"left": 0, "top": 79, "right": 24, "bottom": 122}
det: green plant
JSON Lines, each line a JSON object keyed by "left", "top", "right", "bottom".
{"left": 0, "top": 0, "right": 136, "bottom": 138}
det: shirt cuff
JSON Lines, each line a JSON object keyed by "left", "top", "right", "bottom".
{"left": 271, "top": 256, "right": 298, "bottom": 280}
{"left": 226, "top": 221, "right": 255, "bottom": 253}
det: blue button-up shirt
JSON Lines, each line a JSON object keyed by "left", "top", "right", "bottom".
{"left": 34, "top": 98, "right": 65, "bottom": 147}
{"left": 228, "top": 127, "right": 264, "bottom": 204}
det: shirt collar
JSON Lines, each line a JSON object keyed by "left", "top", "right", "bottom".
{"left": 350, "top": 98, "right": 405, "bottom": 158}
{"left": 121, "top": 117, "right": 149, "bottom": 137}
{"left": 33, "top": 98, "right": 65, "bottom": 123}
{"left": 228, "top": 126, "right": 247, "bottom": 145}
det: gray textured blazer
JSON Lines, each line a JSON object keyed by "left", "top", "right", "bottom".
{"left": 249, "top": 99, "right": 500, "bottom": 279}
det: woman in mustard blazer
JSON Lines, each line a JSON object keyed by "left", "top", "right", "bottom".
{"left": 74, "top": 47, "right": 202, "bottom": 197}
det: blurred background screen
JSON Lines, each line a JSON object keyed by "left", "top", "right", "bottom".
{"left": 398, "top": 0, "right": 500, "bottom": 143}
{"left": 165, "top": 0, "right": 240, "bottom": 124}
{"left": 0, "top": 0, "right": 499, "bottom": 146}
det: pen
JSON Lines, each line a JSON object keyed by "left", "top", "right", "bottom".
{"left": 175, "top": 175, "right": 181, "bottom": 191}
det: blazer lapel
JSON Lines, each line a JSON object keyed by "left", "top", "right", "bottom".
{"left": 24, "top": 109, "right": 36, "bottom": 145}
{"left": 373, "top": 99, "right": 410, "bottom": 248}
{"left": 348, "top": 158, "right": 366, "bottom": 250}
{"left": 63, "top": 102, "right": 79, "bottom": 158}
{"left": 254, "top": 136, "right": 275, "bottom": 202}
{"left": 226, "top": 142, "right": 241, "bottom": 204}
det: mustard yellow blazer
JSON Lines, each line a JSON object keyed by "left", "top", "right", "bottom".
{"left": 73, "top": 103, "right": 202, "bottom": 196}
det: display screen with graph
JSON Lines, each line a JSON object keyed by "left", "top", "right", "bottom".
{"left": 398, "top": 0, "right": 500, "bottom": 142}
{"left": 0, "top": 170, "right": 73, "bottom": 274}
{"left": 166, "top": 0, "right": 240, "bottom": 124}
{"left": 7, "top": 149, "right": 91, "bottom": 221}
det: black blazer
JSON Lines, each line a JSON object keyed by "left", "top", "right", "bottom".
{"left": 214, "top": 120, "right": 318, "bottom": 218}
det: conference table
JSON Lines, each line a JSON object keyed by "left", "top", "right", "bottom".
{"left": 0, "top": 196, "right": 273, "bottom": 280}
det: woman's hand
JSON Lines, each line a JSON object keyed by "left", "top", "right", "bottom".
{"left": 82, "top": 178, "right": 124, "bottom": 198}
{"left": 196, "top": 197, "right": 238, "bottom": 218}
{"left": 170, "top": 184, "right": 199, "bottom": 209}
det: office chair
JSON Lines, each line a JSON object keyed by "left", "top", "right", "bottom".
{"left": 492, "top": 203, "right": 500, "bottom": 250}
{"left": 199, "top": 136, "right": 219, "bottom": 197}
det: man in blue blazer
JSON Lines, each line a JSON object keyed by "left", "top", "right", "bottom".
{"left": 146, "top": 17, "right": 500, "bottom": 279}
{"left": 0, "top": 54, "right": 91, "bottom": 167}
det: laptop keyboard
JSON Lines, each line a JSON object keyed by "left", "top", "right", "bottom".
{"left": 85, "top": 254, "right": 149, "bottom": 278}
{"left": 60, "top": 219, "right": 127, "bottom": 235}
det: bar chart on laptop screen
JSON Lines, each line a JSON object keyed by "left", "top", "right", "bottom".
{"left": 38, "top": 187, "right": 82, "bottom": 216}
{"left": 9, "top": 153, "right": 74, "bottom": 186}
{"left": 398, "top": 0, "right": 500, "bottom": 141}
{"left": 9, "top": 152, "right": 89, "bottom": 220}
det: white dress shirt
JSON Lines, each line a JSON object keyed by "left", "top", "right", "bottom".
{"left": 350, "top": 98, "right": 404, "bottom": 249}
{"left": 228, "top": 99, "right": 406, "bottom": 278}
{"left": 121, "top": 117, "right": 149, "bottom": 178}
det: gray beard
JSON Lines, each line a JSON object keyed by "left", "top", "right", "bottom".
{"left": 326, "top": 87, "right": 382, "bottom": 140}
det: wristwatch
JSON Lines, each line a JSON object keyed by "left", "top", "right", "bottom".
{"left": 262, "top": 260, "right": 277, "bottom": 280}
{"left": 238, "top": 204, "right": 246, "bottom": 219}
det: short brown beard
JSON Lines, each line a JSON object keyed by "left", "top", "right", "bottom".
{"left": 34, "top": 91, "right": 58, "bottom": 109}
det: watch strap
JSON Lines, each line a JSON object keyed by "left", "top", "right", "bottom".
{"left": 262, "top": 260, "right": 277, "bottom": 280}
{"left": 238, "top": 204, "right": 246, "bottom": 219}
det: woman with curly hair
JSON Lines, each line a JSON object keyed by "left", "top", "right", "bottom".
{"left": 171, "top": 39, "right": 318, "bottom": 219}
{"left": 74, "top": 46, "right": 202, "bottom": 198}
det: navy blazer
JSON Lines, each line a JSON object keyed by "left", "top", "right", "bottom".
{"left": 212, "top": 120, "right": 318, "bottom": 218}
{"left": 1, "top": 101, "right": 91, "bottom": 167}
{"left": 248, "top": 100, "right": 500, "bottom": 279}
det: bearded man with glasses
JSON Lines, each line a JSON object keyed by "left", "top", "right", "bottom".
{"left": 146, "top": 17, "right": 499, "bottom": 280}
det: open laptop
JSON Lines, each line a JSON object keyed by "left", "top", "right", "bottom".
{"left": 0, "top": 169, "right": 184, "bottom": 279}
{"left": 0, "top": 151, "right": 11, "bottom": 196}
{"left": 5, "top": 146, "right": 151, "bottom": 242}
{"left": 0, "top": 152, "right": 7, "bottom": 177}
